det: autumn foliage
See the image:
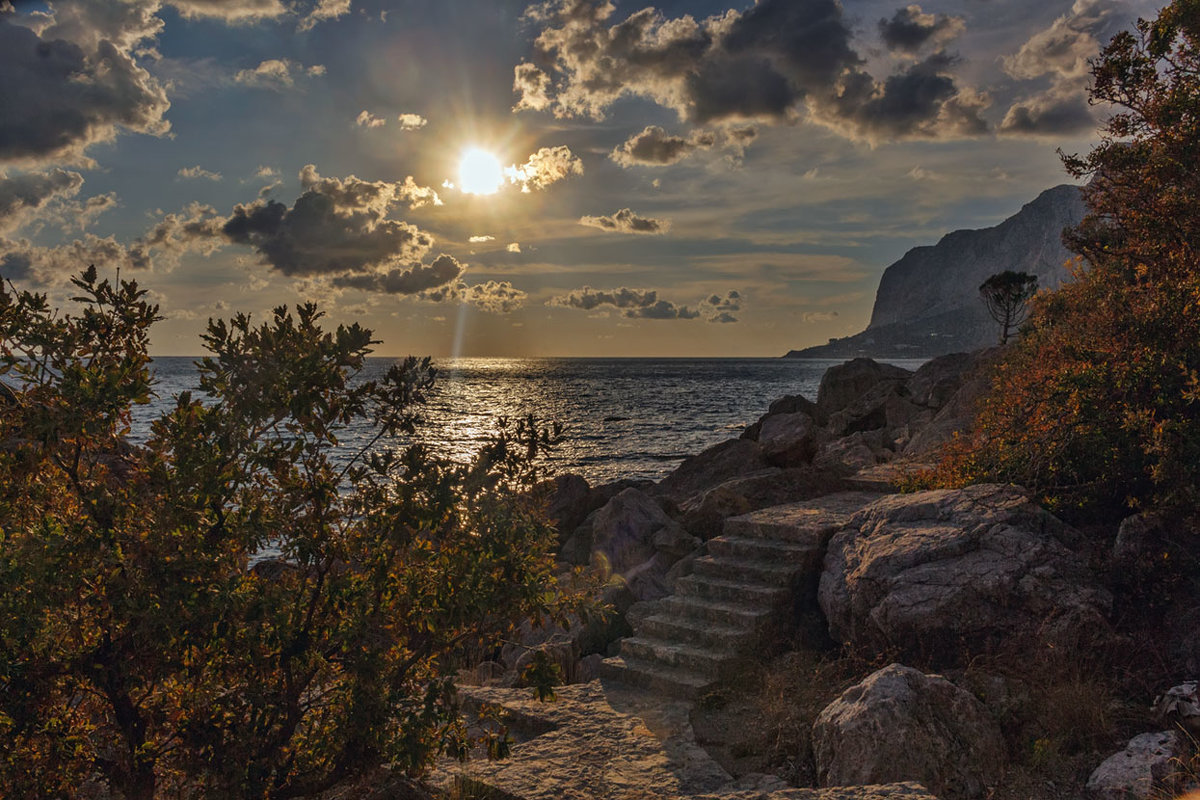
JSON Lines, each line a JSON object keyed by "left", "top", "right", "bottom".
{"left": 941, "top": 1, "right": 1200, "bottom": 514}
{"left": 0, "top": 268, "right": 584, "bottom": 798}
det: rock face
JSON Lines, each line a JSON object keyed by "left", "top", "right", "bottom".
{"left": 1085, "top": 730, "right": 1188, "bottom": 800}
{"left": 819, "top": 484, "right": 1112, "bottom": 663}
{"left": 786, "top": 184, "right": 1085, "bottom": 359}
{"left": 815, "top": 359, "right": 913, "bottom": 422}
{"left": 659, "top": 439, "right": 772, "bottom": 501}
{"left": 812, "top": 664, "right": 1006, "bottom": 800}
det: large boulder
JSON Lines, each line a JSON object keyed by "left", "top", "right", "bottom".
{"left": 816, "top": 358, "right": 913, "bottom": 422}
{"left": 1085, "top": 731, "right": 1188, "bottom": 800}
{"left": 741, "top": 394, "right": 820, "bottom": 440}
{"left": 819, "top": 484, "right": 1112, "bottom": 664}
{"left": 541, "top": 473, "right": 593, "bottom": 542}
{"left": 903, "top": 349, "right": 1002, "bottom": 457}
{"left": 812, "top": 663, "right": 1007, "bottom": 800}
{"left": 657, "top": 438, "right": 771, "bottom": 501}
{"left": 589, "top": 487, "right": 682, "bottom": 575}
{"left": 757, "top": 411, "right": 820, "bottom": 467}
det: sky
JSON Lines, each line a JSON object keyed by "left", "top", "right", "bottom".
{"left": 0, "top": 0, "right": 1158, "bottom": 357}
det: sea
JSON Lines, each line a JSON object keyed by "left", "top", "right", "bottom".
{"left": 134, "top": 357, "right": 927, "bottom": 485}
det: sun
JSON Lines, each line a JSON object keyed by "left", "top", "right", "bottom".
{"left": 458, "top": 147, "right": 505, "bottom": 195}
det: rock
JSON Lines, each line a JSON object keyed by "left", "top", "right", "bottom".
{"left": 1112, "top": 512, "right": 1167, "bottom": 567}
{"left": 621, "top": 553, "right": 674, "bottom": 602}
{"left": 758, "top": 412, "right": 820, "bottom": 467}
{"left": 905, "top": 352, "right": 975, "bottom": 409}
{"left": 542, "top": 473, "right": 593, "bottom": 540}
{"left": 741, "top": 394, "right": 819, "bottom": 440}
{"left": 658, "top": 439, "right": 771, "bottom": 500}
{"left": 816, "top": 359, "right": 913, "bottom": 421}
{"left": 1155, "top": 682, "right": 1200, "bottom": 735}
{"left": 1086, "top": 731, "right": 1187, "bottom": 800}
{"left": 903, "top": 349, "right": 1002, "bottom": 457}
{"left": 812, "top": 664, "right": 1006, "bottom": 800}
{"left": 653, "top": 524, "right": 701, "bottom": 560}
{"left": 678, "top": 467, "right": 849, "bottom": 539}
{"left": 813, "top": 432, "right": 888, "bottom": 474}
{"left": 819, "top": 484, "right": 1112, "bottom": 664}
{"left": 824, "top": 381, "right": 923, "bottom": 440}
{"left": 590, "top": 488, "right": 680, "bottom": 575}
{"left": 576, "top": 653, "right": 604, "bottom": 682}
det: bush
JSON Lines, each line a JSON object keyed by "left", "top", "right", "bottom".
{"left": 0, "top": 268, "right": 586, "bottom": 798}
{"left": 940, "top": 2, "right": 1200, "bottom": 515}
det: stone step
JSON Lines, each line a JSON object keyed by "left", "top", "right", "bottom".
{"left": 674, "top": 574, "right": 790, "bottom": 606}
{"left": 722, "top": 490, "right": 883, "bottom": 545}
{"left": 634, "top": 613, "right": 756, "bottom": 652}
{"left": 656, "top": 595, "right": 774, "bottom": 629}
{"left": 706, "top": 534, "right": 817, "bottom": 562}
{"left": 618, "top": 636, "right": 729, "bottom": 677}
{"left": 691, "top": 554, "right": 799, "bottom": 587}
{"left": 598, "top": 655, "right": 713, "bottom": 700}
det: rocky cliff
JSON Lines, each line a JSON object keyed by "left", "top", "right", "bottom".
{"left": 786, "top": 184, "right": 1085, "bottom": 359}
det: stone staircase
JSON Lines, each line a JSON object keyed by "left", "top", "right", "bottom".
{"left": 600, "top": 491, "right": 881, "bottom": 698}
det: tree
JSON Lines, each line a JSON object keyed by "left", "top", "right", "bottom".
{"left": 0, "top": 268, "right": 588, "bottom": 798}
{"left": 940, "top": 1, "right": 1200, "bottom": 514}
{"left": 979, "top": 271, "right": 1038, "bottom": 344}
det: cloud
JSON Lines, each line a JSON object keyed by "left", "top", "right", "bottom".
{"left": 997, "top": 0, "right": 1122, "bottom": 136}
{"left": 516, "top": 0, "right": 985, "bottom": 141}
{"left": 168, "top": 0, "right": 287, "bottom": 22}
{"left": 0, "top": 168, "right": 85, "bottom": 233}
{"left": 298, "top": 0, "right": 351, "bottom": 31}
{"left": 234, "top": 58, "right": 324, "bottom": 89}
{"left": 512, "top": 62, "right": 554, "bottom": 112}
{"left": 469, "top": 235, "right": 496, "bottom": 243}
{"left": 423, "top": 279, "right": 527, "bottom": 313}
{"left": 548, "top": 286, "right": 699, "bottom": 319}
{"left": 178, "top": 165, "right": 222, "bottom": 181}
{"left": 878, "top": 5, "right": 965, "bottom": 55}
{"left": 697, "top": 290, "right": 742, "bottom": 322}
{"left": 356, "top": 110, "right": 387, "bottom": 128}
{"left": 0, "top": 14, "right": 170, "bottom": 166}
{"left": 824, "top": 52, "right": 988, "bottom": 139}
{"left": 331, "top": 253, "right": 463, "bottom": 294}
{"left": 218, "top": 166, "right": 442, "bottom": 278}
{"left": 0, "top": 201, "right": 224, "bottom": 284}
{"left": 396, "top": 113, "right": 428, "bottom": 130}
{"left": 506, "top": 242, "right": 522, "bottom": 253}
{"left": 579, "top": 208, "right": 670, "bottom": 234}
{"left": 999, "top": 81, "right": 1095, "bottom": 136}
{"left": 800, "top": 310, "right": 839, "bottom": 323}
{"left": 610, "top": 126, "right": 715, "bottom": 167}
{"left": 503, "top": 145, "right": 584, "bottom": 192}
{"left": 256, "top": 165, "right": 279, "bottom": 178}
{"left": 1002, "top": 0, "right": 1119, "bottom": 82}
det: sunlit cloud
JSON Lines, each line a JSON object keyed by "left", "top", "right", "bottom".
{"left": 397, "top": 113, "right": 428, "bottom": 130}
{"left": 355, "top": 110, "right": 387, "bottom": 128}
{"left": 177, "top": 165, "right": 222, "bottom": 181}
{"left": 234, "top": 58, "right": 325, "bottom": 90}
{"left": 579, "top": 208, "right": 670, "bottom": 234}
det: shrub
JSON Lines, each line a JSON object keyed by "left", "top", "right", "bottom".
{"left": 940, "top": 2, "right": 1200, "bottom": 514}
{"left": 0, "top": 268, "right": 585, "bottom": 798}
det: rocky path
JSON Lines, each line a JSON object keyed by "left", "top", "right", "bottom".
{"left": 433, "top": 492, "right": 935, "bottom": 800}
{"left": 598, "top": 492, "right": 884, "bottom": 699}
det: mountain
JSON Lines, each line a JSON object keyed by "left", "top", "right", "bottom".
{"left": 785, "top": 184, "right": 1086, "bottom": 359}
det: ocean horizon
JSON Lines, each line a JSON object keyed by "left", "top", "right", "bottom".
{"left": 136, "top": 356, "right": 928, "bottom": 484}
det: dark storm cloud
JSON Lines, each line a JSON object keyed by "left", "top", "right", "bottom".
{"left": 219, "top": 166, "right": 440, "bottom": 277}
{"left": 610, "top": 126, "right": 715, "bottom": 167}
{"left": 516, "top": 0, "right": 987, "bottom": 141}
{"left": 999, "top": 83, "right": 1095, "bottom": 135}
{"left": 579, "top": 208, "right": 670, "bottom": 234}
{"left": 332, "top": 254, "right": 463, "bottom": 295}
{"left": 0, "top": 15, "right": 169, "bottom": 165}
{"left": 548, "top": 286, "right": 699, "bottom": 319}
{"left": 0, "top": 168, "right": 84, "bottom": 232}
{"left": 828, "top": 52, "right": 988, "bottom": 139}
{"left": 878, "top": 5, "right": 965, "bottom": 55}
